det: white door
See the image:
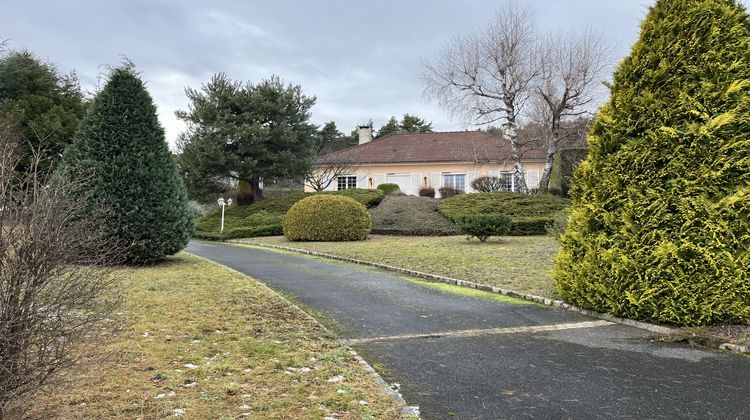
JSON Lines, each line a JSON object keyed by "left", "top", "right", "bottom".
{"left": 385, "top": 174, "right": 412, "bottom": 195}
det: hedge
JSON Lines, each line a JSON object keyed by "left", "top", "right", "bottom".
{"left": 283, "top": 195, "right": 371, "bottom": 241}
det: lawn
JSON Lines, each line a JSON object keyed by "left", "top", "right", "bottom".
{"left": 240, "top": 235, "right": 560, "bottom": 298}
{"left": 33, "top": 253, "right": 402, "bottom": 419}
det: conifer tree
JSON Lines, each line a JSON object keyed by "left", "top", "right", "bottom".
{"left": 555, "top": 0, "right": 750, "bottom": 325}
{"left": 63, "top": 64, "right": 194, "bottom": 263}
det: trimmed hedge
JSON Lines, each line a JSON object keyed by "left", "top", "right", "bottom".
{"left": 438, "top": 192, "right": 569, "bottom": 236}
{"left": 369, "top": 195, "right": 459, "bottom": 236}
{"left": 283, "top": 195, "right": 371, "bottom": 241}
{"left": 377, "top": 183, "right": 401, "bottom": 195}
{"left": 555, "top": 0, "right": 750, "bottom": 326}
{"left": 194, "top": 189, "right": 383, "bottom": 240}
{"left": 456, "top": 214, "right": 511, "bottom": 242}
{"left": 439, "top": 187, "right": 463, "bottom": 198}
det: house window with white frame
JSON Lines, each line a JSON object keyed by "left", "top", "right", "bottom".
{"left": 337, "top": 175, "right": 357, "bottom": 190}
{"left": 443, "top": 173, "right": 466, "bottom": 191}
{"left": 499, "top": 172, "right": 514, "bottom": 191}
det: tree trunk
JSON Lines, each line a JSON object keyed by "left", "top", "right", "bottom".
{"left": 539, "top": 117, "right": 560, "bottom": 194}
{"left": 505, "top": 116, "right": 528, "bottom": 194}
{"left": 251, "top": 178, "right": 263, "bottom": 202}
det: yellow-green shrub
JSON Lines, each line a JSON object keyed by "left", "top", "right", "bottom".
{"left": 283, "top": 195, "right": 371, "bottom": 241}
{"left": 554, "top": 0, "right": 750, "bottom": 326}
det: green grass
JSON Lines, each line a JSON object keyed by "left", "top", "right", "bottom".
{"left": 241, "top": 235, "right": 560, "bottom": 298}
{"left": 34, "top": 253, "right": 402, "bottom": 419}
{"left": 194, "top": 189, "right": 384, "bottom": 240}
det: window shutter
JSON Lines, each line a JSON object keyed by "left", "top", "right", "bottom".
{"left": 356, "top": 174, "right": 368, "bottom": 189}
{"left": 374, "top": 173, "right": 386, "bottom": 188}
{"left": 410, "top": 173, "right": 422, "bottom": 196}
{"left": 467, "top": 171, "right": 480, "bottom": 192}
{"left": 430, "top": 172, "right": 442, "bottom": 197}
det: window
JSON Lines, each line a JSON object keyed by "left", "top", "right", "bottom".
{"left": 443, "top": 173, "right": 466, "bottom": 191}
{"left": 337, "top": 176, "right": 357, "bottom": 190}
{"left": 499, "top": 172, "right": 514, "bottom": 191}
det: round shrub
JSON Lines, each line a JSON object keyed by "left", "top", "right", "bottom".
{"left": 377, "top": 183, "right": 401, "bottom": 195}
{"left": 456, "top": 214, "right": 511, "bottom": 243}
{"left": 283, "top": 195, "right": 371, "bottom": 241}
{"left": 554, "top": 0, "right": 750, "bottom": 326}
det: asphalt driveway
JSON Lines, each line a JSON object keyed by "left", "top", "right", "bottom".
{"left": 186, "top": 241, "right": 749, "bottom": 419}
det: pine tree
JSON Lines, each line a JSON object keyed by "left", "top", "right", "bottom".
{"left": 377, "top": 116, "right": 400, "bottom": 137}
{"left": 63, "top": 64, "right": 194, "bottom": 263}
{"left": 554, "top": 0, "right": 750, "bottom": 326}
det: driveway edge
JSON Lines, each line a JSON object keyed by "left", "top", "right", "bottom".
{"left": 234, "top": 241, "right": 749, "bottom": 355}
{"left": 186, "top": 251, "right": 421, "bottom": 418}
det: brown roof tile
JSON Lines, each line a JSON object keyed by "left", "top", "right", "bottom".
{"left": 318, "top": 131, "right": 549, "bottom": 165}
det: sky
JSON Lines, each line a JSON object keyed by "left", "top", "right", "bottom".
{"left": 2, "top": 0, "right": 747, "bottom": 148}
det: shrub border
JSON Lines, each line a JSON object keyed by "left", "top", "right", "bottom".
{"left": 233, "top": 240, "right": 749, "bottom": 355}
{"left": 187, "top": 252, "right": 421, "bottom": 417}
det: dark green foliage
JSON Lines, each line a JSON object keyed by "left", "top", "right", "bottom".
{"left": 438, "top": 187, "right": 463, "bottom": 198}
{"left": 418, "top": 187, "right": 435, "bottom": 197}
{"left": 548, "top": 148, "right": 588, "bottom": 197}
{"left": 283, "top": 195, "right": 371, "bottom": 241}
{"left": 62, "top": 65, "right": 194, "bottom": 263}
{"left": 176, "top": 74, "right": 317, "bottom": 203}
{"left": 439, "top": 192, "right": 570, "bottom": 236}
{"left": 370, "top": 195, "right": 459, "bottom": 236}
{"left": 0, "top": 49, "right": 85, "bottom": 174}
{"left": 377, "top": 117, "right": 400, "bottom": 137}
{"left": 377, "top": 114, "right": 433, "bottom": 137}
{"left": 545, "top": 210, "right": 570, "bottom": 239}
{"left": 377, "top": 183, "right": 400, "bottom": 195}
{"left": 471, "top": 176, "right": 505, "bottom": 192}
{"left": 456, "top": 214, "right": 511, "bottom": 242}
{"left": 193, "top": 189, "right": 383, "bottom": 240}
{"left": 555, "top": 0, "right": 750, "bottom": 325}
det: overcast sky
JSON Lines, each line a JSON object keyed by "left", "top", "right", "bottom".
{"left": 3, "top": 1, "right": 748, "bottom": 147}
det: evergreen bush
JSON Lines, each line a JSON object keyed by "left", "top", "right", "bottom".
{"left": 283, "top": 195, "right": 371, "bottom": 241}
{"left": 456, "top": 214, "right": 511, "bottom": 242}
{"left": 554, "top": 0, "right": 750, "bottom": 325}
{"left": 62, "top": 65, "right": 194, "bottom": 263}
{"left": 377, "top": 183, "right": 401, "bottom": 195}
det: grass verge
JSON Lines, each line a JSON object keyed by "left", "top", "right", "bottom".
{"left": 32, "top": 253, "right": 402, "bottom": 419}
{"left": 240, "top": 235, "right": 560, "bottom": 298}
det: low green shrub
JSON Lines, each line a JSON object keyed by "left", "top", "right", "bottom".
{"left": 419, "top": 187, "right": 435, "bottom": 197}
{"left": 194, "top": 189, "right": 383, "bottom": 239}
{"left": 456, "top": 214, "right": 511, "bottom": 242}
{"left": 438, "top": 192, "right": 569, "bottom": 236}
{"left": 510, "top": 216, "right": 551, "bottom": 236}
{"left": 369, "top": 195, "right": 459, "bottom": 236}
{"left": 377, "top": 183, "right": 401, "bottom": 195}
{"left": 439, "top": 187, "right": 463, "bottom": 198}
{"left": 283, "top": 195, "right": 371, "bottom": 241}
{"left": 546, "top": 209, "right": 570, "bottom": 239}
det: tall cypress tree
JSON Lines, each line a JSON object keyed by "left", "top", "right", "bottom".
{"left": 63, "top": 64, "right": 194, "bottom": 263}
{"left": 555, "top": 0, "right": 750, "bottom": 325}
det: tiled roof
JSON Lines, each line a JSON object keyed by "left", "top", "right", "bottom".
{"left": 318, "top": 131, "right": 549, "bottom": 165}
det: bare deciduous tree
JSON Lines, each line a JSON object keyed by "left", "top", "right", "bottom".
{"left": 423, "top": 3, "right": 539, "bottom": 193}
{"left": 0, "top": 119, "right": 122, "bottom": 416}
{"left": 536, "top": 30, "right": 611, "bottom": 192}
{"left": 304, "top": 139, "right": 360, "bottom": 192}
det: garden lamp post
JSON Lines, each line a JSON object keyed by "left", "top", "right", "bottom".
{"left": 217, "top": 197, "right": 233, "bottom": 233}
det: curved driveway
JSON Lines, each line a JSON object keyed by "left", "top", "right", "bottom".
{"left": 187, "top": 241, "right": 749, "bottom": 419}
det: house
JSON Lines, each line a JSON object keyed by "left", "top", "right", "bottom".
{"left": 306, "top": 125, "right": 557, "bottom": 197}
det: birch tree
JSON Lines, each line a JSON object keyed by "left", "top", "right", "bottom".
{"left": 423, "top": 4, "right": 538, "bottom": 193}
{"left": 536, "top": 30, "right": 610, "bottom": 192}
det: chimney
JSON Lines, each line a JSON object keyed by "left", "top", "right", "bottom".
{"left": 357, "top": 124, "right": 373, "bottom": 145}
